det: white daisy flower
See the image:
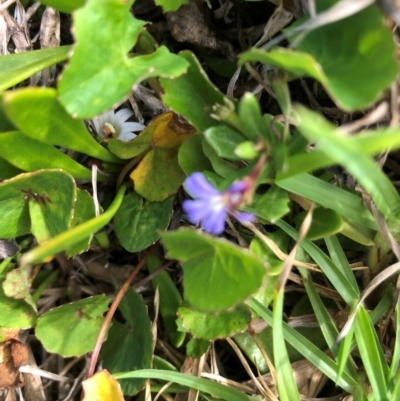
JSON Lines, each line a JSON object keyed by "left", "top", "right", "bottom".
{"left": 92, "top": 108, "right": 145, "bottom": 142}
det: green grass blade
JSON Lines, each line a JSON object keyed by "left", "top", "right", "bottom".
{"left": 247, "top": 297, "right": 357, "bottom": 392}
{"left": 325, "top": 235, "right": 359, "bottom": 293}
{"left": 276, "top": 173, "right": 377, "bottom": 230}
{"left": 113, "top": 370, "right": 254, "bottom": 401}
{"left": 272, "top": 290, "right": 301, "bottom": 401}
{"left": 388, "top": 294, "right": 400, "bottom": 381}
{"left": 336, "top": 324, "right": 355, "bottom": 384}
{"left": 295, "top": 105, "right": 400, "bottom": 221}
{"left": 276, "top": 220, "right": 359, "bottom": 303}
{"left": 279, "top": 127, "right": 400, "bottom": 179}
{"left": 354, "top": 306, "right": 389, "bottom": 401}
{"left": 297, "top": 267, "right": 358, "bottom": 380}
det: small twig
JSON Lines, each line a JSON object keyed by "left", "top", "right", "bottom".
{"left": 86, "top": 247, "right": 154, "bottom": 378}
{"left": 0, "top": 0, "right": 17, "bottom": 12}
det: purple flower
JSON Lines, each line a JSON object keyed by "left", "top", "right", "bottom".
{"left": 182, "top": 172, "right": 255, "bottom": 235}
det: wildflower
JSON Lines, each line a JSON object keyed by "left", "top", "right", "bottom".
{"left": 92, "top": 108, "right": 145, "bottom": 142}
{"left": 182, "top": 172, "right": 255, "bottom": 235}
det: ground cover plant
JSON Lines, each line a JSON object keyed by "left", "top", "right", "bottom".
{"left": 1, "top": 0, "right": 400, "bottom": 400}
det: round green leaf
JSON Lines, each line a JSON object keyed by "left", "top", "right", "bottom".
{"left": 114, "top": 191, "right": 173, "bottom": 253}
{"left": 58, "top": 0, "right": 188, "bottom": 118}
{"left": 36, "top": 295, "right": 109, "bottom": 357}
{"left": 0, "top": 170, "right": 76, "bottom": 241}
{"left": 161, "top": 228, "right": 268, "bottom": 312}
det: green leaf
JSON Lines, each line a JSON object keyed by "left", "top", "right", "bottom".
{"left": 239, "top": 1, "right": 397, "bottom": 111}
{"left": 26, "top": 172, "right": 75, "bottom": 243}
{"left": 354, "top": 306, "right": 389, "bottom": 401}
{"left": 160, "top": 51, "right": 228, "bottom": 132}
{"left": 3, "top": 266, "right": 36, "bottom": 312}
{"left": 103, "top": 287, "right": 152, "bottom": 395}
{"left": 58, "top": 0, "right": 189, "bottom": 118}
{"left": 293, "top": 0, "right": 396, "bottom": 110}
{"left": 0, "top": 46, "right": 70, "bottom": 91}
{"left": 114, "top": 191, "right": 173, "bottom": 253}
{"left": 114, "top": 370, "right": 255, "bottom": 401}
{"left": 0, "top": 157, "right": 23, "bottom": 180}
{"left": 36, "top": 295, "right": 109, "bottom": 357}
{"left": 0, "top": 102, "right": 16, "bottom": 132}
{"left": 161, "top": 228, "right": 267, "bottom": 312}
{"left": 0, "top": 170, "right": 75, "bottom": 241}
{"left": 0, "top": 132, "right": 94, "bottom": 181}
{"left": 178, "top": 303, "right": 251, "bottom": 340}
{"left": 202, "top": 141, "right": 237, "bottom": 178}
{"left": 178, "top": 135, "right": 213, "bottom": 175}
{"left": 38, "top": 0, "right": 85, "bottom": 12}
{"left": 147, "top": 256, "right": 185, "bottom": 347}
{"left": 254, "top": 186, "right": 291, "bottom": 222}
{"left": 20, "top": 184, "right": 127, "bottom": 266}
{"left": 0, "top": 284, "right": 36, "bottom": 329}
{"left": 295, "top": 105, "right": 400, "bottom": 221}
{"left": 154, "top": 0, "right": 189, "bottom": 12}
{"left": 238, "top": 93, "right": 270, "bottom": 140}
{"left": 3, "top": 88, "right": 120, "bottom": 164}
{"left": 204, "top": 125, "right": 246, "bottom": 160}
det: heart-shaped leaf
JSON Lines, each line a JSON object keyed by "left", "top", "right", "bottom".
{"left": 114, "top": 191, "right": 173, "bottom": 252}
{"left": 239, "top": 0, "right": 396, "bottom": 111}
{"left": 36, "top": 295, "right": 109, "bottom": 357}
{"left": 58, "top": 0, "right": 189, "bottom": 118}
{"left": 161, "top": 228, "right": 268, "bottom": 312}
{"left": 0, "top": 170, "right": 76, "bottom": 241}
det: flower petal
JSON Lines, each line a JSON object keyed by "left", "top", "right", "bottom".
{"left": 114, "top": 108, "right": 134, "bottom": 122}
{"left": 117, "top": 131, "right": 137, "bottom": 142}
{"left": 184, "top": 173, "right": 220, "bottom": 199}
{"left": 182, "top": 199, "right": 208, "bottom": 224}
{"left": 202, "top": 207, "right": 227, "bottom": 235}
{"left": 183, "top": 198, "right": 227, "bottom": 235}
{"left": 227, "top": 180, "right": 248, "bottom": 193}
{"left": 233, "top": 211, "right": 255, "bottom": 223}
{"left": 120, "top": 122, "right": 146, "bottom": 132}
